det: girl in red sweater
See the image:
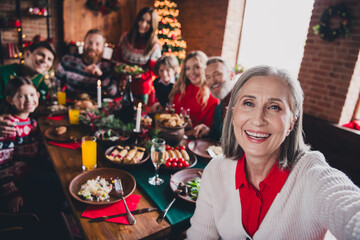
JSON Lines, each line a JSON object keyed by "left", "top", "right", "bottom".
{"left": 169, "top": 51, "right": 219, "bottom": 128}
{"left": 0, "top": 77, "right": 39, "bottom": 213}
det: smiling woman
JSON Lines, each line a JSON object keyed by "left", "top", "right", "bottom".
{"left": 187, "top": 65, "right": 360, "bottom": 240}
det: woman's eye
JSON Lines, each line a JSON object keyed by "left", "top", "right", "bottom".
{"left": 244, "top": 101, "right": 253, "bottom": 107}
{"left": 269, "top": 105, "right": 281, "bottom": 110}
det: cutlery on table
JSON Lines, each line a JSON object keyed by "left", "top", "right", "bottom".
{"left": 157, "top": 183, "right": 185, "bottom": 223}
{"left": 89, "top": 207, "right": 158, "bottom": 223}
{"left": 114, "top": 178, "right": 136, "bottom": 225}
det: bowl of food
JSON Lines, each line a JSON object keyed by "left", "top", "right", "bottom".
{"left": 157, "top": 113, "right": 186, "bottom": 146}
{"left": 94, "top": 129, "right": 130, "bottom": 147}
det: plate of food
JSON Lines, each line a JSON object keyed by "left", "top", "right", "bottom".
{"left": 44, "top": 125, "right": 89, "bottom": 142}
{"left": 69, "top": 168, "right": 136, "bottom": 205}
{"left": 38, "top": 104, "right": 68, "bottom": 116}
{"left": 187, "top": 139, "right": 222, "bottom": 159}
{"left": 114, "top": 64, "right": 145, "bottom": 76}
{"left": 104, "top": 145, "right": 149, "bottom": 166}
{"left": 170, "top": 168, "right": 203, "bottom": 203}
{"left": 94, "top": 129, "right": 130, "bottom": 144}
{"left": 160, "top": 145, "right": 197, "bottom": 171}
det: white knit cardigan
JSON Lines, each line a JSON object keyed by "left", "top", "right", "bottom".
{"left": 187, "top": 151, "right": 360, "bottom": 240}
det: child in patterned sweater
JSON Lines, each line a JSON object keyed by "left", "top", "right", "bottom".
{"left": 0, "top": 77, "right": 39, "bottom": 213}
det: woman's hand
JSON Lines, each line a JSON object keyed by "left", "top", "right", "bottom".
{"left": 9, "top": 196, "right": 24, "bottom": 213}
{"left": 0, "top": 114, "right": 16, "bottom": 137}
{"left": 194, "top": 124, "right": 210, "bottom": 138}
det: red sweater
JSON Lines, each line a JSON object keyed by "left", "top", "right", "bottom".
{"left": 173, "top": 84, "right": 219, "bottom": 127}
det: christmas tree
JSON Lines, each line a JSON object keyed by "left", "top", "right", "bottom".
{"left": 154, "top": 0, "right": 187, "bottom": 63}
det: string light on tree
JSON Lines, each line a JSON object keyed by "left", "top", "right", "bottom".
{"left": 154, "top": 0, "right": 186, "bottom": 63}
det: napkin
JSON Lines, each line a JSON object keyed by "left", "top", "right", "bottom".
{"left": 47, "top": 115, "right": 66, "bottom": 121}
{"left": 81, "top": 194, "right": 141, "bottom": 224}
{"left": 48, "top": 141, "right": 81, "bottom": 149}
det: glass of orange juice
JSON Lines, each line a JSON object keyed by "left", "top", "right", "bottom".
{"left": 57, "top": 91, "right": 66, "bottom": 105}
{"left": 81, "top": 136, "right": 97, "bottom": 171}
{"left": 68, "top": 107, "right": 80, "bottom": 125}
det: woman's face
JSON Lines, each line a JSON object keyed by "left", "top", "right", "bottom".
{"left": 138, "top": 12, "right": 152, "bottom": 35}
{"left": 232, "top": 75, "right": 296, "bottom": 161}
{"left": 185, "top": 57, "right": 203, "bottom": 86}
{"left": 24, "top": 47, "right": 54, "bottom": 74}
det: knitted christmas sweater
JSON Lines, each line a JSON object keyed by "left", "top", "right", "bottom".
{"left": 55, "top": 54, "right": 117, "bottom": 99}
{"left": 187, "top": 151, "right": 360, "bottom": 240}
{"left": 0, "top": 116, "right": 38, "bottom": 199}
{"left": 173, "top": 83, "right": 219, "bottom": 128}
{"left": 113, "top": 33, "right": 161, "bottom": 95}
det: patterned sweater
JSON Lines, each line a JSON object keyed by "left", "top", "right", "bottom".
{"left": 0, "top": 116, "right": 38, "bottom": 199}
{"left": 55, "top": 54, "right": 117, "bottom": 99}
{"left": 187, "top": 151, "right": 360, "bottom": 240}
{"left": 113, "top": 33, "right": 161, "bottom": 95}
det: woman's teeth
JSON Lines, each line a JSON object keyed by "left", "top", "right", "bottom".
{"left": 245, "top": 131, "right": 270, "bottom": 139}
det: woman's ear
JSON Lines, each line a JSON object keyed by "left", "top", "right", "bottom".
{"left": 287, "top": 115, "right": 297, "bottom": 136}
{"left": 37, "top": 92, "right": 40, "bottom": 99}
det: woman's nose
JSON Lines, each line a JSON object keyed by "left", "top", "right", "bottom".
{"left": 251, "top": 107, "right": 266, "bottom": 126}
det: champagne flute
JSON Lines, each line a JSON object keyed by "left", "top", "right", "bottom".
{"left": 148, "top": 138, "right": 166, "bottom": 185}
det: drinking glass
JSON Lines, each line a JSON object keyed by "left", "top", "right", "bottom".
{"left": 148, "top": 138, "right": 166, "bottom": 185}
{"left": 57, "top": 91, "right": 66, "bottom": 105}
{"left": 81, "top": 136, "right": 97, "bottom": 171}
{"left": 68, "top": 107, "right": 80, "bottom": 125}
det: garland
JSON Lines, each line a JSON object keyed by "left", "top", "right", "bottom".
{"left": 86, "top": 0, "right": 119, "bottom": 15}
{"left": 313, "top": 2, "right": 352, "bottom": 42}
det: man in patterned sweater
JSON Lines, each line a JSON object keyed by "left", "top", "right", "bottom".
{"left": 55, "top": 29, "right": 118, "bottom": 100}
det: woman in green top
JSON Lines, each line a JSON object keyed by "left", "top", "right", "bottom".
{"left": 0, "top": 40, "right": 56, "bottom": 102}
{"left": 0, "top": 40, "right": 56, "bottom": 136}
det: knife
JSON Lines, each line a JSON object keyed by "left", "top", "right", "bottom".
{"left": 89, "top": 207, "right": 158, "bottom": 223}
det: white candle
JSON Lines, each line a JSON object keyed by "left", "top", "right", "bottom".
{"left": 97, "top": 79, "right": 101, "bottom": 108}
{"left": 135, "top": 102, "right": 142, "bottom": 132}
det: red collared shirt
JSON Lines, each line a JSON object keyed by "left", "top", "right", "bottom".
{"left": 235, "top": 154, "right": 289, "bottom": 237}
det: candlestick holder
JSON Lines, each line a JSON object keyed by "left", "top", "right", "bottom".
{"left": 132, "top": 129, "right": 142, "bottom": 145}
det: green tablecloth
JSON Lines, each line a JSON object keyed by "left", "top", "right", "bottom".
{"left": 127, "top": 158, "right": 207, "bottom": 225}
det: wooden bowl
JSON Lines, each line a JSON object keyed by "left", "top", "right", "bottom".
{"left": 170, "top": 168, "right": 203, "bottom": 203}
{"left": 158, "top": 121, "right": 186, "bottom": 146}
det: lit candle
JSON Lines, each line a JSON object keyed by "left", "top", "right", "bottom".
{"left": 97, "top": 79, "right": 101, "bottom": 108}
{"left": 135, "top": 102, "right": 142, "bottom": 132}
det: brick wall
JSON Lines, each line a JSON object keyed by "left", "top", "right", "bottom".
{"left": 0, "top": 0, "right": 60, "bottom": 65}
{"left": 298, "top": 0, "right": 360, "bottom": 124}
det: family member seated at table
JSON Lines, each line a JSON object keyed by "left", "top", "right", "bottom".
{"left": 150, "top": 55, "right": 179, "bottom": 113}
{"left": 169, "top": 51, "right": 219, "bottom": 128}
{"left": 187, "top": 65, "right": 360, "bottom": 239}
{"left": 55, "top": 29, "right": 118, "bottom": 100}
{"left": 0, "top": 77, "right": 40, "bottom": 213}
{"left": 194, "top": 57, "right": 236, "bottom": 141}
{"left": 0, "top": 39, "right": 56, "bottom": 102}
{"left": 112, "top": 7, "right": 161, "bottom": 105}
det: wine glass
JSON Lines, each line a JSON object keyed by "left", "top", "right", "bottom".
{"left": 148, "top": 138, "right": 166, "bottom": 185}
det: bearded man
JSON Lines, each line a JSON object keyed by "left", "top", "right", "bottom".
{"left": 55, "top": 29, "right": 117, "bottom": 99}
{"left": 194, "top": 57, "right": 237, "bottom": 141}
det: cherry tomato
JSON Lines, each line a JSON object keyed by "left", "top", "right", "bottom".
{"left": 166, "top": 158, "right": 172, "bottom": 163}
{"left": 183, "top": 161, "right": 189, "bottom": 167}
{"left": 178, "top": 162, "right": 183, "bottom": 168}
{"left": 175, "top": 146, "right": 179, "bottom": 150}
{"left": 172, "top": 158, "right": 178, "bottom": 163}
{"left": 180, "top": 145, "right": 186, "bottom": 150}
{"left": 178, "top": 157, "right": 184, "bottom": 163}
{"left": 171, "top": 162, "right": 177, "bottom": 168}
{"left": 166, "top": 146, "right": 172, "bottom": 151}
{"left": 165, "top": 162, "right": 172, "bottom": 167}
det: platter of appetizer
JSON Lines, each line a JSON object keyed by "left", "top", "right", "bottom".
{"left": 160, "top": 145, "right": 197, "bottom": 171}
{"left": 104, "top": 145, "right": 149, "bottom": 165}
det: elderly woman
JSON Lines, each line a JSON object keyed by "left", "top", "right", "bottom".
{"left": 187, "top": 65, "right": 360, "bottom": 239}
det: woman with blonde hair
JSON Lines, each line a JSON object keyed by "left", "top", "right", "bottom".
{"left": 112, "top": 7, "right": 161, "bottom": 104}
{"left": 169, "top": 51, "right": 219, "bottom": 127}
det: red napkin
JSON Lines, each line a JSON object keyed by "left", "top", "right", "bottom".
{"left": 47, "top": 115, "right": 66, "bottom": 121}
{"left": 81, "top": 194, "right": 141, "bottom": 224}
{"left": 48, "top": 141, "right": 81, "bottom": 149}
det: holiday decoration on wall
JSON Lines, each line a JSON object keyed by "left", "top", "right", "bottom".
{"left": 86, "top": 0, "right": 119, "bottom": 15}
{"left": 154, "top": 0, "right": 187, "bottom": 63}
{"left": 313, "top": 2, "right": 352, "bottom": 42}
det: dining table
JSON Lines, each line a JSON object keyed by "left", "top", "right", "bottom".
{"left": 37, "top": 112, "right": 209, "bottom": 240}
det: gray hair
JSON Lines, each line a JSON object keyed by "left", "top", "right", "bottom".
{"left": 221, "top": 65, "right": 310, "bottom": 169}
{"left": 206, "top": 56, "right": 232, "bottom": 73}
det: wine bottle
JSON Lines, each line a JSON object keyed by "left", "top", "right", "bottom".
{"left": 119, "top": 75, "right": 134, "bottom": 124}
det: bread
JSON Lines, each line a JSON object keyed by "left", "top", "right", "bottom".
{"left": 55, "top": 126, "right": 67, "bottom": 135}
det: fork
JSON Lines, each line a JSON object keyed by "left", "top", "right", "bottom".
{"left": 156, "top": 183, "right": 185, "bottom": 223}
{"left": 114, "top": 179, "right": 136, "bottom": 225}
